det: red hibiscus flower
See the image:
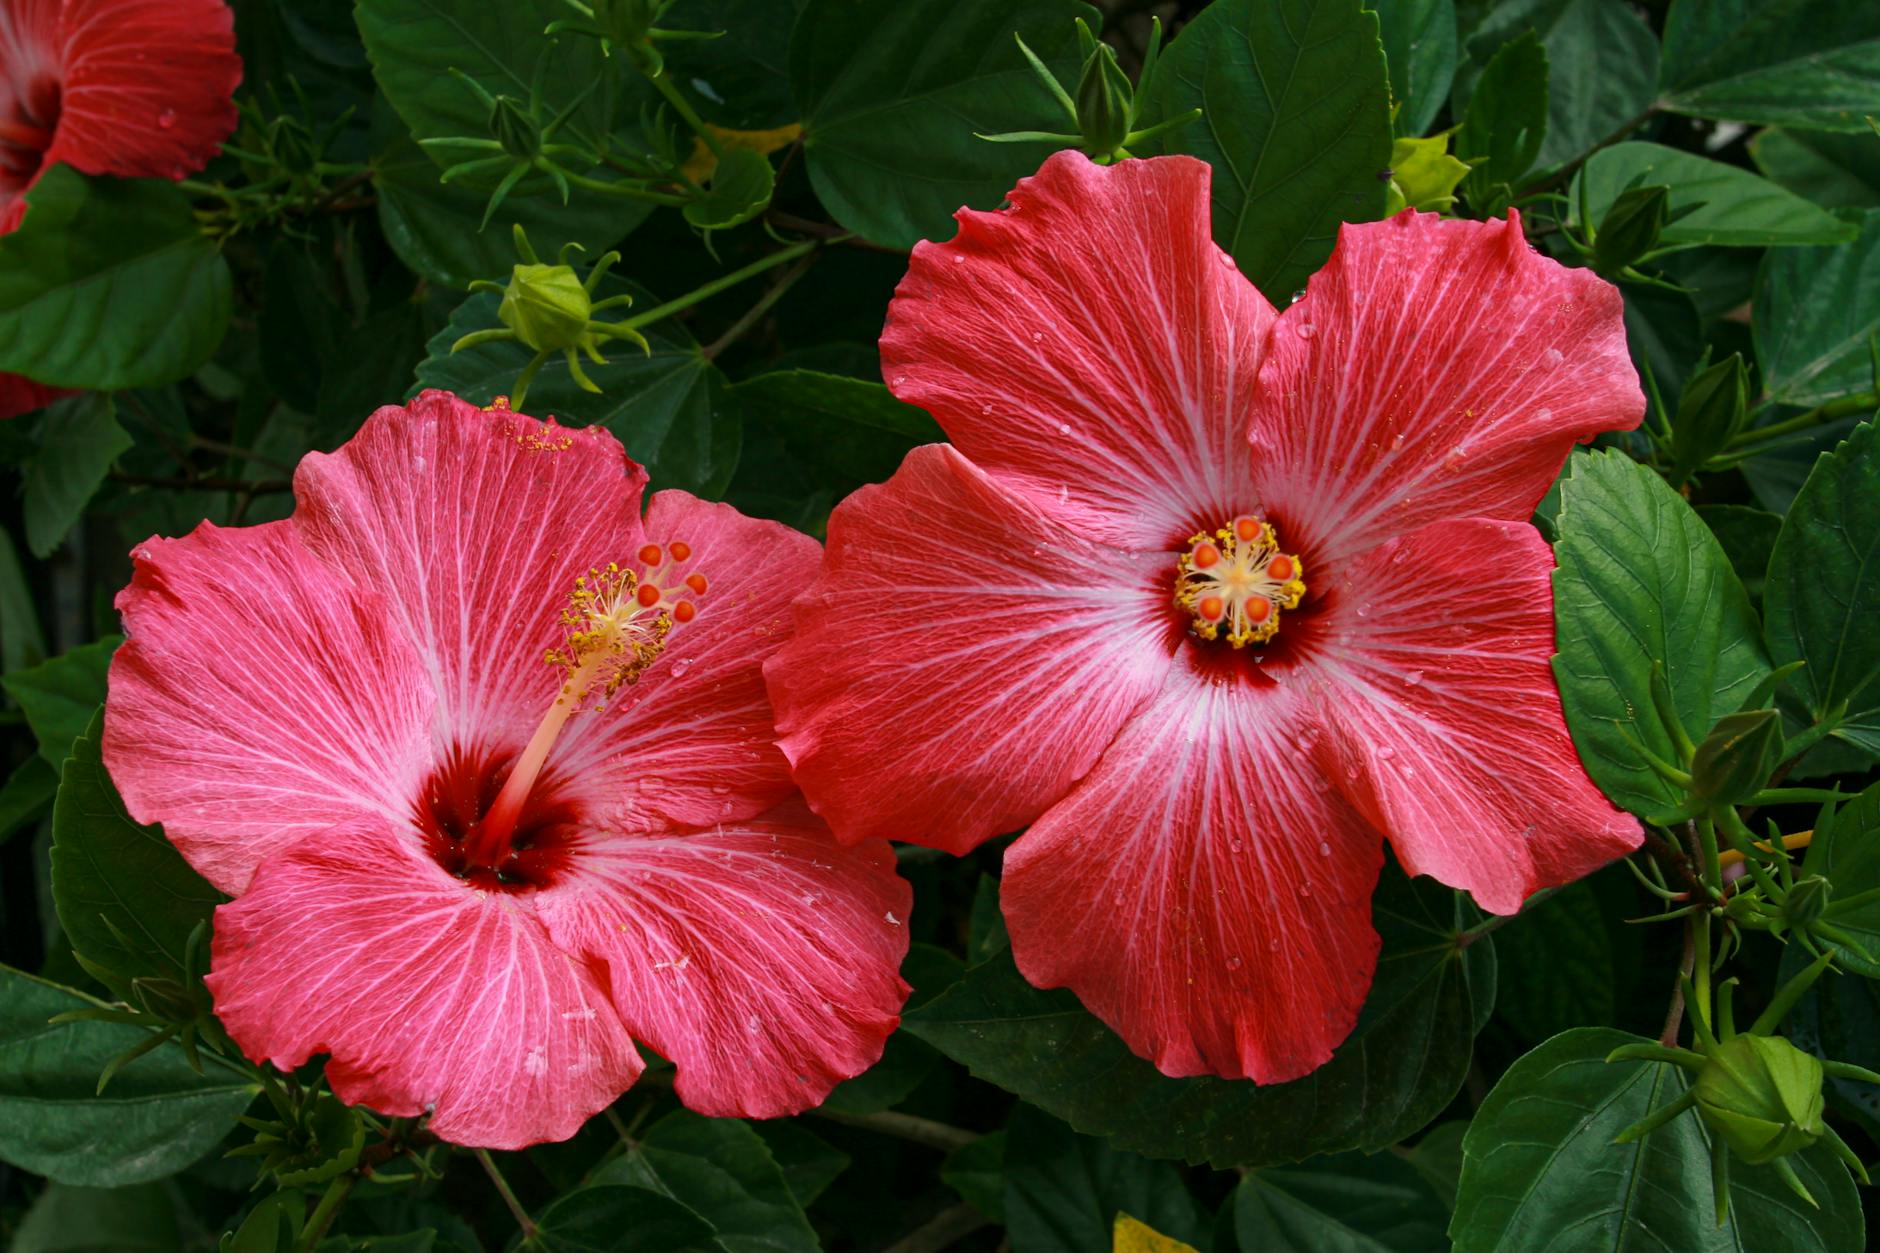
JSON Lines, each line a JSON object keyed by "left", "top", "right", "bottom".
{"left": 0, "top": 0, "right": 241, "bottom": 416}
{"left": 765, "top": 151, "right": 1645, "bottom": 1084}
{"left": 104, "top": 391, "right": 911, "bottom": 1149}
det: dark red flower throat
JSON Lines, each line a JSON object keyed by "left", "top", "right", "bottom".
{"left": 415, "top": 745, "right": 580, "bottom": 892}
{"left": 0, "top": 77, "right": 58, "bottom": 195}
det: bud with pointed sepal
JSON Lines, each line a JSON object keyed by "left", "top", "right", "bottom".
{"left": 1690, "top": 707, "right": 1783, "bottom": 808}
{"left": 1592, "top": 184, "right": 1668, "bottom": 278}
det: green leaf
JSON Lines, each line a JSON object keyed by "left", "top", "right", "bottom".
{"left": 20, "top": 395, "right": 133, "bottom": 558}
{"left": 372, "top": 108, "right": 650, "bottom": 291}
{"left": 0, "top": 965, "right": 258, "bottom": 1187}
{"left": 790, "top": 0, "right": 1098, "bottom": 249}
{"left": 1755, "top": 208, "right": 1880, "bottom": 407}
{"left": 1661, "top": 0, "right": 1880, "bottom": 133}
{"left": 1137, "top": 0, "right": 1393, "bottom": 304}
{"left": 942, "top": 1130, "right": 1006, "bottom": 1222}
{"left": 1808, "top": 779, "right": 1880, "bottom": 975}
{"left": 51, "top": 711, "right": 225, "bottom": 990}
{"left": 820, "top": 942, "right": 959, "bottom": 1114}
{"left": 1465, "top": 0, "right": 1657, "bottom": 174}
{"left": 748, "top": 1121, "right": 850, "bottom": 1208}
{"left": 1550, "top": 450, "right": 1770, "bottom": 818}
{"left": 0, "top": 755, "right": 58, "bottom": 848}
{"left": 1765, "top": 420, "right": 1880, "bottom": 757}
{"left": 415, "top": 280, "right": 741, "bottom": 496}
{"left": 0, "top": 168, "right": 231, "bottom": 390}
{"left": 590, "top": 1111, "right": 818, "bottom": 1252}
{"left": 1451, "top": 1027, "right": 1863, "bottom": 1253}
{"left": 1751, "top": 128, "right": 1880, "bottom": 209}
{"left": 904, "top": 867, "right": 1489, "bottom": 1169}
{"left": 1371, "top": 0, "right": 1458, "bottom": 138}
{"left": 1455, "top": 32, "right": 1548, "bottom": 213}
{"left": 1788, "top": 963, "right": 1880, "bottom": 1137}
{"left": 1572, "top": 143, "right": 1859, "bottom": 248}
{"left": 682, "top": 147, "right": 776, "bottom": 231}
{"left": 731, "top": 367, "right": 939, "bottom": 486}
{"left": 1002, "top": 1105, "right": 1207, "bottom": 1253}
{"left": 0, "top": 524, "right": 45, "bottom": 673}
{"left": 533, "top": 1184, "right": 720, "bottom": 1253}
{"left": 1486, "top": 882, "right": 1613, "bottom": 1042}
{"left": 1698, "top": 504, "right": 1783, "bottom": 604}
{"left": 2, "top": 636, "right": 121, "bottom": 767}
{"left": 11, "top": 1182, "right": 184, "bottom": 1253}
{"left": 1622, "top": 281, "right": 1704, "bottom": 413}
{"left": 357, "top": 0, "right": 615, "bottom": 163}
{"left": 1231, "top": 1150, "right": 1449, "bottom": 1253}
{"left": 663, "top": 0, "right": 798, "bottom": 130}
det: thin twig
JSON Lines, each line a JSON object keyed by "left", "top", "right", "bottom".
{"left": 476, "top": 1148, "right": 538, "bottom": 1246}
{"left": 702, "top": 251, "right": 818, "bottom": 359}
{"left": 882, "top": 1203, "right": 992, "bottom": 1253}
{"left": 811, "top": 1108, "right": 979, "bottom": 1153}
{"left": 1662, "top": 914, "right": 1697, "bottom": 1046}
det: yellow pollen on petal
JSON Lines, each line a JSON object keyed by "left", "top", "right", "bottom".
{"left": 1173, "top": 516, "right": 1306, "bottom": 648}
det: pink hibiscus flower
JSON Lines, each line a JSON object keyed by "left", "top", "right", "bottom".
{"left": 104, "top": 391, "right": 911, "bottom": 1148}
{"left": 765, "top": 151, "right": 1645, "bottom": 1084}
{"left": 0, "top": 0, "right": 241, "bottom": 416}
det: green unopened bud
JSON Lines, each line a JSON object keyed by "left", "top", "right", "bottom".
{"left": 1694, "top": 1034, "right": 1825, "bottom": 1164}
{"left": 131, "top": 976, "right": 201, "bottom": 1024}
{"left": 1781, "top": 875, "right": 1833, "bottom": 931}
{"left": 268, "top": 116, "right": 318, "bottom": 178}
{"left": 490, "top": 95, "right": 540, "bottom": 160}
{"left": 1669, "top": 353, "right": 1749, "bottom": 478}
{"left": 1690, "top": 707, "right": 1783, "bottom": 807}
{"left": 499, "top": 263, "right": 593, "bottom": 353}
{"left": 592, "top": 0, "right": 660, "bottom": 41}
{"left": 1075, "top": 42, "right": 1134, "bottom": 157}
{"left": 1592, "top": 184, "right": 1669, "bottom": 277}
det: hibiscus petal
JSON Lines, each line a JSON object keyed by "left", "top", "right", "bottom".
{"left": 533, "top": 810, "right": 910, "bottom": 1117}
{"left": 41, "top": 0, "right": 241, "bottom": 183}
{"left": 293, "top": 392, "right": 648, "bottom": 750}
{"left": 553, "top": 491, "right": 821, "bottom": 831}
{"left": 1311, "top": 518, "right": 1642, "bottom": 916}
{"left": 1249, "top": 211, "right": 1643, "bottom": 567}
{"left": 766, "top": 444, "right": 1173, "bottom": 853}
{"left": 0, "top": 373, "right": 71, "bottom": 419}
{"left": 207, "top": 817, "right": 641, "bottom": 1150}
{"left": 106, "top": 521, "right": 434, "bottom": 894}
{"left": 1002, "top": 662, "right": 1386, "bottom": 1083}
{"left": 880, "top": 149, "right": 1275, "bottom": 551}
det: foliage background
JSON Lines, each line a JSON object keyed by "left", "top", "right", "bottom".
{"left": 1, "top": 0, "right": 1879, "bottom": 1250}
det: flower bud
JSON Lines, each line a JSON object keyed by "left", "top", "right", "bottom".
{"left": 1693, "top": 1034, "right": 1826, "bottom": 1164}
{"left": 1781, "top": 874, "right": 1833, "bottom": 932}
{"left": 1075, "top": 43, "right": 1134, "bottom": 158}
{"left": 498, "top": 263, "right": 593, "bottom": 354}
{"left": 1593, "top": 184, "right": 1669, "bottom": 277}
{"left": 489, "top": 95, "right": 541, "bottom": 160}
{"left": 1690, "top": 707, "right": 1783, "bottom": 807}
{"left": 1669, "top": 353, "right": 1749, "bottom": 481}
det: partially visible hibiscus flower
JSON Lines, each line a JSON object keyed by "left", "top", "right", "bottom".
{"left": 0, "top": 0, "right": 242, "bottom": 415}
{"left": 766, "top": 151, "right": 1645, "bottom": 1084}
{"left": 105, "top": 390, "right": 910, "bottom": 1149}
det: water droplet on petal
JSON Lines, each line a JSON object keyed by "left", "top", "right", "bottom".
{"left": 1377, "top": 745, "right": 1395, "bottom": 761}
{"left": 1226, "top": 956, "right": 1243, "bottom": 971}
{"left": 157, "top": 108, "right": 176, "bottom": 129}
{"left": 1057, "top": 422, "right": 1071, "bottom": 435}
{"left": 1403, "top": 670, "right": 1424, "bottom": 687}
{"left": 1295, "top": 323, "right": 1315, "bottom": 339}
{"left": 1318, "top": 840, "right": 1332, "bottom": 857}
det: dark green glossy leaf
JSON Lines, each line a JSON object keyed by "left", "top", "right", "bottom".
{"left": 415, "top": 280, "right": 741, "bottom": 496}
{"left": 732, "top": 367, "right": 938, "bottom": 482}
{"left": 664, "top": 0, "right": 798, "bottom": 130}
{"left": 748, "top": 1121, "right": 849, "bottom": 1208}
{"left": 821, "top": 942, "right": 958, "bottom": 1115}
{"left": 2, "top": 637, "right": 120, "bottom": 767}
{"left": 1232, "top": 1149, "right": 1449, "bottom": 1252}
{"left": 0, "top": 965, "right": 258, "bottom": 1187}
{"left": 1751, "top": 128, "right": 1880, "bottom": 209}
{"left": 1755, "top": 208, "right": 1880, "bottom": 407}
{"left": 1698, "top": 504, "right": 1782, "bottom": 604}
{"left": 791, "top": 0, "right": 1097, "bottom": 249}
{"left": 1002, "top": 1105, "right": 1206, "bottom": 1253}
{"left": 1370, "top": 0, "right": 1457, "bottom": 138}
{"left": 1487, "top": 882, "right": 1613, "bottom": 1042}
{"left": 50, "top": 712, "right": 224, "bottom": 991}
{"left": 904, "top": 869, "right": 1488, "bottom": 1168}
{"left": 533, "top": 1184, "right": 720, "bottom": 1252}
{"left": 0, "top": 168, "right": 231, "bottom": 390}
{"left": 0, "top": 755, "right": 57, "bottom": 848}
{"left": 1788, "top": 965, "right": 1880, "bottom": 1138}
{"left": 591, "top": 1110, "right": 817, "bottom": 1252}
{"left": 1550, "top": 450, "right": 1770, "bottom": 818}
{"left": 1455, "top": 32, "right": 1547, "bottom": 213}
{"left": 0, "top": 524, "right": 44, "bottom": 673}
{"left": 1661, "top": 0, "right": 1880, "bottom": 132}
{"left": 1451, "top": 1027, "right": 1863, "bottom": 1252}
{"left": 20, "top": 396, "right": 132, "bottom": 558}
{"left": 942, "top": 1130, "right": 1006, "bottom": 1222}
{"left": 1806, "top": 779, "right": 1880, "bottom": 975}
{"left": 1622, "top": 281, "right": 1703, "bottom": 412}
{"left": 1572, "top": 143, "right": 1858, "bottom": 248}
{"left": 1138, "top": 0, "right": 1393, "bottom": 304}
{"left": 11, "top": 1182, "right": 184, "bottom": 1253}
{"left": 1764, "top": 421, "right": 1880, "bottom": 759}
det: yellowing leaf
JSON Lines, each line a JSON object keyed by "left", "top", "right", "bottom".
{"left": 1387, "top": 134, "right": 1469, "bottom": 214}
{"left": 683, "top": 123, "right": 803, "bottom": 184}
{"left": 1113, "top": 1212, "right": 1199, "bottom": 1253}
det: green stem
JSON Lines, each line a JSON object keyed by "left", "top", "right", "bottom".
{"left": 1727, "top": 390, "right": 1879, "bottom": 453}
{"left": 555, "top": 167, "right": 690, "bottom": 205}
{"left": 1457, "top": 885, "right": 1563, "bottom": 946}
{"left": 811, "top": 1108, "right": 978, "bottom": 1153}
{"left": 701, "top": 250, "right": 818, "bottom": 358}
{"left": 621, "top": 235, "right": 836, "bottom": 332}
{"left": 295, "top": 1173, "right": 356, "bottom": 1253}
{"left": 477, "top": 1149, "right": 538, "bottom": 1246}
{"left": 649, "top": 72, "right": 725, "bottom": 159}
